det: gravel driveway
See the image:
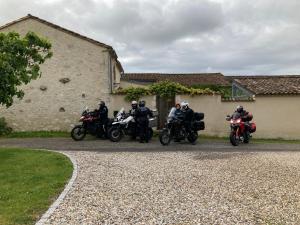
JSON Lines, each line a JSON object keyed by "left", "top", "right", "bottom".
{"left": 1, "top": 138, "right": 300, "bottom": 224}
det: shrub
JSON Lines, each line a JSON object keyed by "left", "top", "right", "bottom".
{"left": 114, "top": 81, "right": 217, "bottom": 101}
{"left": 116, "top": 87, "right": 151, "bottom": 101}
{"left": 149, "top": 81, "right": 191, "bottom": 97}
{"left": 0, "top": 117, "right": 12, "bottom": 135}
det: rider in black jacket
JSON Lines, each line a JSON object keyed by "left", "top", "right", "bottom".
{"left": 174, "top": 103, "right": 184, "bottom": 119}
{"left": 135, "top": 100, "right": 153, "bottom": 143}
{"left": 235, "top": 105, "right": 254, "bottom": 133}
{"left": 236, "top": 105, "right": 249, "bottom": 121}
{"left": 181, "top": 101, "right": 194, "bottom": 134}
{"left": 98, "top": 101, "right": 108, "bottom": 133}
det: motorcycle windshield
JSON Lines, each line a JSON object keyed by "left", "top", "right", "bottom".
{"left": 116, "top": 108, "right": 125, "bottom": 117}
{"left": 168, "top": 107, "right": 176, "bottom": 118}
{"left": 232, "top": 112, "right": 241, "bottom": 120}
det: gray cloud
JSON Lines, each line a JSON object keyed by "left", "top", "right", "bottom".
{"left": 1, "top": 0, "right": 300, "bottom": 75}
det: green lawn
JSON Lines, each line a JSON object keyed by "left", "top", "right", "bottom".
{"left": 0, "top": 148, "right": 73, "bottom": 225}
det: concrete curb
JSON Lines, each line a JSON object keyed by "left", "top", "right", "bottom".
{"left": 35, "top": 151, "right": 78, "bottom": 225}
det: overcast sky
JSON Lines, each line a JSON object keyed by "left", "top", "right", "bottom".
{"left": 1, "top": 0, "right": 300, "bottom": 75}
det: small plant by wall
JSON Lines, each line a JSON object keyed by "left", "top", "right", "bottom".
{"left": 114, "top": 81, "right": 217, "bottom": 101}
{"left": 116, "top": 87, "right": 151, "bottom": 101}
{"left": 0, "top": 117, "right": 12, "bottom": 135}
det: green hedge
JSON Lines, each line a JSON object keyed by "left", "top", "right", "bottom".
{"left": 115, "top": 81, "right": 217, "bottom": 101}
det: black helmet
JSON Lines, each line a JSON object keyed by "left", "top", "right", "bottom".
{"left": 139, "top": 100, "right": 145, "bottom": 107}
{"left": 99, "top": 101, "right": 105, "bottom": 107}
{"left": 236, "top": 105, "right": 243, "bottom": 113}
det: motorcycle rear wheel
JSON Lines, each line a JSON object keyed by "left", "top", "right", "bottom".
{"left": 108, "top": 127, "right": 123, "bottom": 142}
{"left": 159, "top": 129, "right": 171, "bottom": 146}
{"left": 71, "top": 125, "right": 86, "bottom": 141}
{"left": 230, "top": 132, "right": 239, "bottom": 146}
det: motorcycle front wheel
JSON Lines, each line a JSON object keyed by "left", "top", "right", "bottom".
{"left": 108, "top": 127, "right": 123, "bottom": 142}
{"left": 159, "top": 129, "right": 171, "bottom": 146}
{"left": 230, "top": 131, "right": 239, "bottom": 146}
{"left": 71, "top": 125, "right": 86, "bottom": 141}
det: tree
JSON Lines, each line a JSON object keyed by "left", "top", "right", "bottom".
{"left": 0, "top": 31, "right": 52, "bottom": 107}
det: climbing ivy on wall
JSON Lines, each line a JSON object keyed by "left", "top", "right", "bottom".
{"left": 117, "top": 87, "right": 151, "bottom": 101}
{"left": 115, "top": 81, "right": 217, "bottom": 101}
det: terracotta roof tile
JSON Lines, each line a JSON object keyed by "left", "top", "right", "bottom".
{"left": 122, "top": 73, "right": 230, "bottom": 86}
{"left": 233, "top": 75, "right": 300, "bottom": 95}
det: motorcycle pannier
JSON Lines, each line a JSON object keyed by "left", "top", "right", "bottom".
{"left": 194, "top": 112, "right": 204, "bottom": 121}
{"left": 194, "top": 121, "right": 205, "bottom": 131}
{"left": 250, "top": 122, "right": 256, "bottom": 133}
{"left": 246, "top": 113, "right": 253, "bottom": 121}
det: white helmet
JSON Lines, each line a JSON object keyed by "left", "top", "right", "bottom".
{"left": 180, "top": 101, "right": 189, "bottom": 109}
{"left": 131, "top": 100, "right": 137, "bottom": 105}
{"left": 180, "top": 101, "right": 189, "bottom": 107}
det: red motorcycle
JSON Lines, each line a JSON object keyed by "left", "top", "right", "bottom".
{"left": 226, "top": 112, "right": 256, "bottom": 146}
{"left": 71, "top": 107, "right": 112, "bottom": 141}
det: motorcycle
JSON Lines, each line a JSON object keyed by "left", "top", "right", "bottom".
{"left": 159, "top": 107, "right": 205, "bottom": 145}
{"left": 108, "top": 108, "right": 156, "bottom": 142}
{"left": 71, "top": 107, "right": 112, "bottom": 141}
{"left": 226, "top": 112, "right": 256, "bottom": 146}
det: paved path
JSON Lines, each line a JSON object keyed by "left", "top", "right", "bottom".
{"left": 1, "top": 138, "right": 300, "bottom": 224}
{"left": 0, "top": 137, "right": 300, "bottom": 152}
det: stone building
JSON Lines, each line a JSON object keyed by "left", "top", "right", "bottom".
{"left": 0, "top": 14, "right": 123, "bottom": 131}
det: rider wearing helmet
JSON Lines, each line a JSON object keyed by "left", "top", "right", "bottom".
{"left": 181, "top": 101, "right": 194, "bottom": 134}
{"left": 235, "top": 105, "right": 253, "bottom": 132}
{"left": 235, "top": 105, "right": 249, "bottom": 121}
{"left": 136, "top": 100, "right": 153, "bottom": 143}
{"left": 98, "top": 101, "right": 108, "bottom": 122}
{"left": 129, "top": 100, "right": 138, "bottom": 116}
{"left": 129, "top": 100, "right": 138, "bottom": 139}
{"left": 98, "top": 101, "right": 109, "bottom": 136}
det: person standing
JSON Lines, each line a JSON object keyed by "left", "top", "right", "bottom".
{"left": 129, "top": 100, "right": 138, "bottom": 139}
{"left": 98, "top": 101, "right": 108, "bottom": 135}
{"left": 135, "top": 100, "right": 153, "bottom": 143}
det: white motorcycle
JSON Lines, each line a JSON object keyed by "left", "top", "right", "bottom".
{"left": 108, "top": 108, "right": 156, "bottom": 142}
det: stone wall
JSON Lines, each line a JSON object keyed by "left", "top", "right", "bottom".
{"left": 0, "top": 18, "right": 115, "bottom": 131}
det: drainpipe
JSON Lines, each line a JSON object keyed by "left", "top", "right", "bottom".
{"left": 107, "top": 51, "right": 113, "bottom": 93}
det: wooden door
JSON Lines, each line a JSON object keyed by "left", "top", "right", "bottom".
{"left": 156, "top": 95, "right": 175, "bottom": 129}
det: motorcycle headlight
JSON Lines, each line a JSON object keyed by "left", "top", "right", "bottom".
{"left": 231, "top": 119, "right": 241, "bottom": 124}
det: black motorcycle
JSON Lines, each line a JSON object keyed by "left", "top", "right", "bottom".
{"left": 71, "top": 107, "right": 112, "bottom": 141}
{"left": 159, "top": 107, "right": 205, "bottom": 145}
